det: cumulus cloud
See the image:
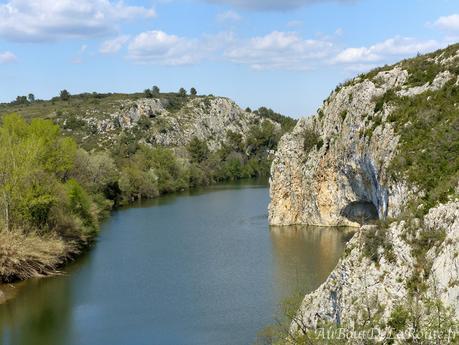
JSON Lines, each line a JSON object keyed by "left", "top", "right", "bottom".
{"left": 0, "top": 51, "right": 16, "bottom": 64}
{"left": 0, "top": 0, "right": 155, "bottom": 42}
{"left": 224, "top": 31, "right": 334, "bottom": 70}
{"left": 100, "top": 35, "right": 130, "bottom": 54}
{"left": 127, "top": 30, "right": 234, "bottom": 65}
{"left": 127, "top": 31, "right": 200, "bottom": 65}
{"left": 433, "top": 14, "right": 459, "bottom": 31}
{"left": 204, "top": 0, "right": 355, "bottom": 10}
{"left": 334, "top": 36, "right": 441, "bottom": 64}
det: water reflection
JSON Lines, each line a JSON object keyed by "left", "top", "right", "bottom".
{"left": 270, "top": 225, "right": 353, "bottom": 299}
{"left": 0, "top": 186, "right": 351, "bottom": 345}
{"left": 0, "top": 277, "right": 73, "bottom": 345}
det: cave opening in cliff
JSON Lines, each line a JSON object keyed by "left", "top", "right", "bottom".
{"left": 340, "top": 201, "right": 379, "bottom": 225}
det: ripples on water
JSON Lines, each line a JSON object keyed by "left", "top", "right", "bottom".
{"left": 0, "top": 182, "right": 351, "bottom": 345}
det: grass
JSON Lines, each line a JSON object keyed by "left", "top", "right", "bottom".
{"left": 0, "top": 229, "right": 81, "bottom": 282}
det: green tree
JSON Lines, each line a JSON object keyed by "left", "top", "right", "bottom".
{"left": 0, "top": 114, "right": 78, "bottom": 231}
{"left": 190, "top": 87, "right": 197, "bottom": 96}
{"left": 152, "top": 85, "right": 160, "bottom": 96}
{"left": 27, "top": 93, "right": 35, "bottom": 103}
{"left": 144, "top": 89, "right": 153, "bottom": 98}
{"left": 66, "top": 179, "right": 96, "bottom": 231}
{"left": 187, "top": 137, "right": 209, "bottom": 163}
{"left": 14, "top": 96, "right": 28, "bottom": 105}
{"left": 60, "top": 89, "right": 70, "bottom": 101}
{"left": 178, "top": 88, "right": 187, "bottom": 97}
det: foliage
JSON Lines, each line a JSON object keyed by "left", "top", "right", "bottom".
{"left": 0, "top": 114, "right": 79, "bottom": 231}
{"left": 60, "top": 89, "right": 70, "bottom": 101}
{"left": 144, "top": 89, "right": 153, "bottom": 98}
{"left": 66, "top": 179, "right": 96, "bottom": 231}
{"left": 254, "top": 107, "right": 297, "bottom": 133}
{"left": 387, "top": 81, "right": 459, "bottom": 214}
{"left": 187, "top": 137, "right": 210, "bottom": 163}
{"left": 178, "top": 88, "right": 187, "bottom": 97}
{"left": 362, "top": 225, "right": 396, "bottom": 264}
{"left": 152, "top": 86, "right": 160, "bottom": 96}
{"left": 303, "top": 128, "right": 321, "bottom": 153}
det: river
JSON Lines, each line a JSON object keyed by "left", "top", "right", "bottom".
{"left": 0, "top": 181, "right": 350, "bottom": 345}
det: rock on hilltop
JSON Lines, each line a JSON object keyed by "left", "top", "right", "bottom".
{"left": 58, "top": 96, "right": 279, "bottom": 151}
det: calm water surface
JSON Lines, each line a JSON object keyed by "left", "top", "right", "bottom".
{"left": 0, "top": 182, "right": 350, "bottom": 345}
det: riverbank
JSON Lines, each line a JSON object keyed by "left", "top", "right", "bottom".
{"left": 0, "top": 229, "right": 88, "bottom": 283}
{"left": 0, "top": 178, "right": 269, "bottom": 303}
{"left": 0, "top": 184, "right": 349, "bottom": 345}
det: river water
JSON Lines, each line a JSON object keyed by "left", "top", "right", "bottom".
{"left": 0, "top": 182, "right": 350, "bottom": 345}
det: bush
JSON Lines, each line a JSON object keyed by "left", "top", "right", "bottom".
{"left": 66, "top": 179, "right": 96, "bottom": 231}
{"left": 187, "top": 137, "right": 209, "bottom": 163}
{"left": 303, "top": 128, "right": 321, "bottom": 153}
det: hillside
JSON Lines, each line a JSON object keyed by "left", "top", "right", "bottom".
{"left": 0, "top": 92, "right": 296, "bottom": 152}
{"left": 0, "top": 91, "right": 295, "bottom": 283}
{"left": 268, "top": 44, "right": 459, "bottom": 342}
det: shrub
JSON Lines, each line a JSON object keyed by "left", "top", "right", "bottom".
{"left": 187, "top": 137, "right": 209, "bottom": 163}
{"left": 66, "top": 179, "right": 96, "bottom": 231}
{"left": 303, "top": 128, "right": 321, "bottom": 153}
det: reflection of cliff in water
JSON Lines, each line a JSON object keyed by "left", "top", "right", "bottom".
{"left": 269, "top": 225, "right": 353, "bottom": 299}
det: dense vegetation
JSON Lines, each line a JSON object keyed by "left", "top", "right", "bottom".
{"left": 109, "top": 119, "right": 282, "bottom": 204}
{"left": 0, "top": 114, "right": 100, "bottom": 282}
{"left": 387, "top": 81, "right": 459, "bottom": 215}
{"left": 0, "top": 89, "right": 295, "bottom": 282}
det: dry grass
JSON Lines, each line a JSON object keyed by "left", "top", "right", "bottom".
{"left": 0, "top": 229, "right": 81, "bottom": 283}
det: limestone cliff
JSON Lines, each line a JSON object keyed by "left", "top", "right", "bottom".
{"left": 269, "top": 43, "right": 459, "bottom": 339}
{"left": 57, "top": 96, "right": 279, "bottom": 151}
{"left": 269, "top": 48, "right": 457, "bottom": 227}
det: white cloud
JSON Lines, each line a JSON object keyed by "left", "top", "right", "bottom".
{"left": 216, "top": 10, "right": 241, "bottom": 23}
{"left": 0, "top": 51, "right": 16, "bottom": 64}
{"left": 0, "top": 0, "right": 155, "bottom": 42}
{"left": 224, "top": 31, "right": 334, "bottom": 70}
{"left": 205, "top": 0, "right": 355, "bottom": 10}
{"left": 434, "top": 14, "right": 459, "bottom": 31}
{"left": 100, "top": 35, "right": 130, "bottom": 54}
{"left": 127, "top": 31, "right": 200, "bottom": 65}
{"left": 334, "top": 36, "right": 441, "bottom": 64}
{"left": 127, "top": 30, "right": 234, "bottom": 65}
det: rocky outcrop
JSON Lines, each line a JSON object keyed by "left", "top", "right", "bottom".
{"left": 269, "top": 43, "right": 459, "bottom": 338}
{"left": 269, "top": 67, "right": 407, "bottom": 226}
{"left": 292, "top": 201, "right": 459, "bottom": 332}
{"left": 61, "top": 96, "right": 278, "bottom": 151}
{"left": 269, "top": 47, "right": 459, "bottom": 227}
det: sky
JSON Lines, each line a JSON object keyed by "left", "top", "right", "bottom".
{"left": 0, "top": 0, "right": 458, "bottom": 118}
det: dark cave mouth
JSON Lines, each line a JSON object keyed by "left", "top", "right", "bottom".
{"left": 341, "top": 201, "right": 379, "bottom": 224}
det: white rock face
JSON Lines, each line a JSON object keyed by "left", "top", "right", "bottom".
{"left": 62, "top": 96, "right": 279, "bottom": 151}
{"left": 269, "top": 51, "right": 459, "bottom": 227}
{"left": 397, "top": 70, "right": 453, "bottom": 97}
{"left": 269, "top": 45, "right": 459, "bottom": 336}
{"left": 269, "top": 67, "right": 408, "bottom": 226}
{"left": 292, "top": 202, "right": 459, "bottom": 331}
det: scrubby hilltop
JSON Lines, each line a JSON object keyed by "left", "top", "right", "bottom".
{"left": 269, "top": 44, "right": 459, "bottom": 342}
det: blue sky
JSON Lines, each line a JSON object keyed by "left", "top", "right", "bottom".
{"left": 0, "top": 0, "right": 458, "bottom": 118}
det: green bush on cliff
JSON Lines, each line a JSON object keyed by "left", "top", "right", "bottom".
{"left": 388, "top": 81, "right": 459, "bottom": 213}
